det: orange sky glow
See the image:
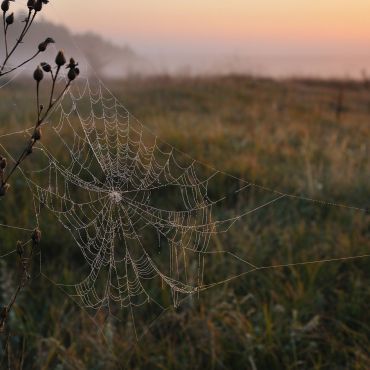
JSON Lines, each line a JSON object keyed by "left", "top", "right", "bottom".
{"left": 42, "top": 0, "right": 370, "bottom": 51}
{"left": 9, "top": 0, "right": 370, "bottom": 77}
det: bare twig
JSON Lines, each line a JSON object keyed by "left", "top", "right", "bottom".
{"left": 0, "top": 50, "right": 40, "bottom": 77}
{"left": 2, "top": 63, "right": 73, "bottom": 186}
{"left": 0, "top": 9, "right": 34, "bottom": 75}
{"left": 0, "top": 2, "right": 79, "bottom": 363}
{"left": 2, "top": 10, "right": 8, "bottom": 58}
{"left": 0, "top": 1, "right": 54, "bottom": 78}
{"left": 0, "top": 238, "right": 33, "bottom": 333}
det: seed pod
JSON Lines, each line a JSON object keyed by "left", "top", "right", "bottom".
{"left": 34, "top": 0, "right": 42, "bottom": 11}
{"left": 27, "top": 0, "right": 35, "bottom": 9}
{"left": 0, "top": 183, "right": 10, "bottom": 197}
{"left": 41, "top": 62, "right": 51, "bottom": 72}
{"left": 31, "top": 228, "right": 42, "bottom": 244}
{"left": 38, "top": 42, "right": 46, "bottom": 52}
{"left": 67, "top": 58, "right": 78, "bottom": 69}
{"left": 0, "top": 157, "right": 6, "bottom": 169}
{"left": 55, "top": 50, "right": 66, "bottom": 67}
{"left": 1, "top": 1, "right": 9, "bottom": 13}
{"left": 33, "top": 65, "right": 44, "bottom": 82}
{"left": 5, "top": 12, "right": 13, "bottom": 25}
{"left": 44, "top": 37, "right": 54, "bottom": 44}
{"left": 33, "top": 127, "right": 42, "bottom": 141}
{"left": 38, "top": 37, "right": 54, "bottom": 52}
{"left": 68, "top": 68, "right": 77, "bottom": 81}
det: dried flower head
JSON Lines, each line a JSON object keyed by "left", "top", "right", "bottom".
{"left": 5, "top": 12, "right": 13, "bottom": 25}
{"left": 38, "top": 37, "right": 55, "bottom": 52}
{"left": 41, "top": 62, "right": 51, "bottom": 73}
{"left": 1, "top": 1, "right": 9, "bottom": 13}
{"left": 33, "top": 65, "right": 44, "bottom": 82}
{"left": 34, "top": 0, "right": 42, "bottom": 12}
{"left": 55, "top": 50, "right": 66, "bottom": 67}
{"left": 27, "top": 0, "right": 35, "bottom": 9}
{"left": 68, "top": 68, "right": 77, "bottom": 81}
{"left": 67, "top": 57, "right": 80, "bottom": 80}
{"left": 67, "top": 58, "right": 78, "bottom": 69}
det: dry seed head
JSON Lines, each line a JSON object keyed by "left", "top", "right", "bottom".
{"left": 41, "top": 62, "right": 51, "bottom": 72}
{"left": 27, "top": 0, "right": 35, "bottom": 9}
{"left": 5, "top": 12, "right": 13, "bottom": 25}
{"left": 33, "top": 65, "right": 44, "bottom": 82}
{"left": 1, "top": 1, "right": 9, "bottom": 13}
{"left": 67, "top": 58, "right": 78, "bottom": 69}
{"left": 55, "top": 50, "right": 66, "bottom": 67}
{"left": 68, "top": 68, "right": 77, "bottom": 81}
{"left": 38, "top": 37, "right": 54, "bottom": 52}
{"left": 34, "top": 0, "right": 42, "bottom": 11}
{"left": 38, "top": 42, "right": 47, "bottom": 52}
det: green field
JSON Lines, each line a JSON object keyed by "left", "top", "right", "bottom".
{"left": 0, "top": 75, "right": 369, "bottom": 369}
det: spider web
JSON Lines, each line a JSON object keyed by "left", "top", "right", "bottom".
{"left": 22, "top": 77, "right": 288, "bottom": 310}
{"left": 0, "top": 72, "right": 368, "bottom": 322}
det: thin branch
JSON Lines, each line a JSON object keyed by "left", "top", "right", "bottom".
{"left": 0, "top": 10, "right": 35, "bottom": 75}
{"left": 0, "top": 50, "right": 40, "bottom": 77}
{"left": 2, "top": 80, "right": 71, "bottom": 185}
{"left": 23, "top": 10, "right": 37, "bottom": 38}
{"left": 0, "top": 239, "right": 35, "bottom": 341}
{"left": 39, "top": 80, "right": 71, "bottom": 125}
{"left": 36, "top": 81, "right": 40, "bottom": 121}
{"left": 2, "top": 12, "right": 8, "bottom": 58}
{"left": 48, "top": 65, "right": 60, "bottom": 109}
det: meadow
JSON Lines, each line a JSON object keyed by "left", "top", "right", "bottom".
{"left": 0, "top": 75, "right": 369, "bottom": 369}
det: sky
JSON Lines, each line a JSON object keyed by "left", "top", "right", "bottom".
{"left": 17, "top": 0, "right": 370, "bottom": 77}
{"left": 43, "top": 1, "right": 370, "bottom": 53}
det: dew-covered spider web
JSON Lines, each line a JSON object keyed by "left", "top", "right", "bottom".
{"left": 0, "top": 71, "right": 368, "bottom": 323}
{"left": 14, "top": 77, "right": 292, "bottom": 311}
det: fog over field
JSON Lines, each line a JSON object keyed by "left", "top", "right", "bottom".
{"left": 141, "top": 52, "right": 370, "bottom": 79}
{"left": 2, "top": 17, "right": 370, "bottom": 79}
{"left": 40, "top": 0, "right": 370, "bottom": 79}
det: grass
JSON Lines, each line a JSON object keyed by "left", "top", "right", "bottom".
{"left": 0, "top": 75, "right": 369, "bottom": 369}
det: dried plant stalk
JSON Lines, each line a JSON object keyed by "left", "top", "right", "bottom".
{"left": 0, "top": 1, "right": 78, "bottom": 363}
